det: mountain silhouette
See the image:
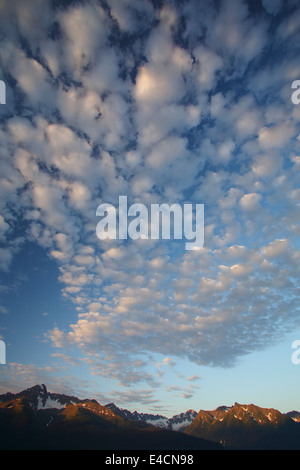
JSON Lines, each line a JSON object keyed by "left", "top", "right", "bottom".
{"left": 184, "top": 402, "right": 300, "bottom": 450}
{"left": 0, "top": 384, "right": 221, "bottom": 450}
{"left": 1, "top": 385, "right": 300, "bottom": 449}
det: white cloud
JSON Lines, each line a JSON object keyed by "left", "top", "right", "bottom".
{"left": 193, "top": 45, "right": 223, "bottom": 91}
{"left": 60, "top": 2, "right": 108, "bottom": 75}
{"left": 0, "top": 215, "right": 9, "bottom": 238}
{"left": 0, "top": 248, "right": 14, "bottom": 272}
{"left": 146, "top": 135, "right": 189, "bottom": 170}
{"left": 107, "top": 0, "right": 154, "bottom": 33}
{"left": 251, "top": 151, "right": 282, "bottom": 178}
{"left": 258, "top": 123, "right": 297, "bottom": 149}
{"left": 239, "top": 193, "right": 262, "bottom": 212}
{"left": 261, "top": 239, "right": 290, "bottom": 258}
{"left": 134, "top": 63, "right": 185, "bottom": 106}
{"left": 230, "top": 263, "right": 253, "bottom": 278}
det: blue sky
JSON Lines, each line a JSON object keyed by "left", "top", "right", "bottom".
{"left": 0, "top": 0, "right": 300, "bottom": 417}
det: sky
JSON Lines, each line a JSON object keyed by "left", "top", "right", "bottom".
{"left": 0, "top": 0, "right": 300, "bottom": 417}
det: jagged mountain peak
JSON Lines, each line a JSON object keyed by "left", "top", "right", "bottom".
{"left": 24, "top": 383, "right": 47, "bottom": 393}
{"left": 214, "top": 405, "right": 232, "bottom": 412}
{"left": 0, "top": 384, "right": 82, "bottom": 412}
{"left": 105, "top": 403, "right": 197, "bottom": 432}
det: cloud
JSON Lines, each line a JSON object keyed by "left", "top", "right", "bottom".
{"left": 60, "top": 2, "right": 108, "bottom": 75}
{"left": 258, "top": 123, "right": 297, "bottom": 149}
{"left": 134, "top": 62, "right": 185, "bottom": 106}
{"left": 193, "top": 45, "right": 223, "bottom": 91}
{"left": 0, "top": 0, "right": 299, "bottom": 393}
{"left": 187, "top": 375, "right": 202, "bottom": 382}
{"left": 107, "top": 0, "right": 154, "bottom": 33}
{"left": 261, "top": 239, "right": 290, "bottom": 258}
{"left": 0, "top": 362, "right": 108, "bottom": 404}
{"left": 239, "top": 193, "right": 262, "bottom": 212}
{"left": 251, "top": 151, "right": 282, "bottom": 178}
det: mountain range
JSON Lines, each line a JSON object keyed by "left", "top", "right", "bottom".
{"left": 0, "top": 384, "right": 300, "bottom": 450}
{"left": 0, "top": 384, "right": 219, "bottom": 450}
{"left": 105, "top": 402, "right": 198, "bottom": 432}
{"left": 185, "top": 402, "right": 300, "bottom": 450}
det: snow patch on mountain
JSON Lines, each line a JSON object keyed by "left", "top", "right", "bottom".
{"left": 104, "top": 403, "right": 197, "bottom": 432}
{"left": 37, "top": 396, "right": 66, "bottom": 410}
